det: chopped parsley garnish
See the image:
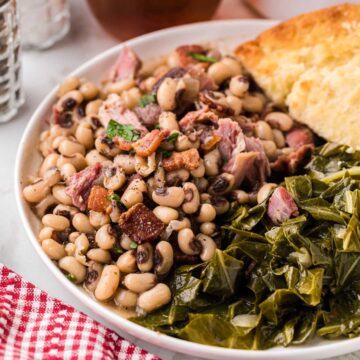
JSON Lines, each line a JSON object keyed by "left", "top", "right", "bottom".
{"left": 112, "top": 246, "right": 123, "bottom": 255}
{"left": 139, "top": 93, "right": 156, "bottom": 108}
{"left": 166, "top": 132, "right": 179, "bottom": 143}
{"left": 129, "top": 241, "right": 138, "bottom": 249}
{"left": 154, "top": 124, "right": 161, "bottom": 129}
{"left": 106, "top": 120, "right": 140, "bottom": 142}
{"left": 188, "top": 52, "right": 217, "bottom": 63}
{"left": 66, "top": 274, "right": 77, "bottom": 282}
{"left": 158, "top": 148, "right": 172, "bottom": 158}
{"left": 107, "top": 192, "right": 123, "bottom": 205}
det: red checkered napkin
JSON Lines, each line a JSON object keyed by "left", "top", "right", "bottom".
{"left": 0, "top": 264, "right": 160, "bottom": 360}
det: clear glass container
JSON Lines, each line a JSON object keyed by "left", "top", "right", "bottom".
{"left": 19, "top": 0, "right": 70, "bottom": 50}
{"left": 0, "top": 0, "right": 24, "bottom": 123}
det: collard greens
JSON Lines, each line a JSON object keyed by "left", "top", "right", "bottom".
{"left": 133, "top": 144, "right": 360, "bottom": 349}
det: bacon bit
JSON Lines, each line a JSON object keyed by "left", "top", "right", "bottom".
{"left": 119, "top": 203, "right": 165, "bottom": 243}
{"left": 176, "top": 45, "right": 206, "bottom": 67}
{"left": 179, "top": 106, "right": 219, "bottom": 130}
{"left": 132, "top": 129, "right": 169, "bottom": 157}
{"left": 113, "top": 136, "right": 133, "bottom": 152}
{"left": 201, "top": 134, "right": 222, "bottom": 151}
{"left": 163, "top": 148, "right": 201, "bottom": 172}
{"left": 87, "top": 185, "right": 110, "bottom": 212}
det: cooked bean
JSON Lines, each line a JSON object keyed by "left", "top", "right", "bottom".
{"left": 69, "top": 231, "right": 81, "bottom": 243}
{"left": 87, "top": 248, "right": 111, "bottom": 264}
{"left": 122, "top": 87, "right": 141, "bottom": 109}
{"left": 157, "top": 77, "right": 177, "bottom": 111}
{"left": 85, "top": 149, "right": 111, "bottom": 166}
{"left": 265, "top": 111, "right": 294, "bottom": 132}
{"left": 85, "top": 99, "right": 103, "bottom": 116}
{"left": 226, "top": 95, "right": 242, "bottom": 115}
{"left": 200, "top": 222, "right": 216, "bottom": 236}
{"left": 65, "top": 243, "right": 76, "bottom": 256}
{"left": 229, "top": 75, "right": 249, "bottom": 97}
{"left": 105, "top": 79, "right": 136, "bottom": 94}
{"left": 182, "top": 182, "right": 200, "bottom": 214}
{"left": 95, "top": 265, "right": 120, "bottom": 301}
{"left": 154, "top": 241, "right": 173, "bottom": 275}
{"left": 232, "top": 190, "right": 250, "bottom": 204}
{"left": 39, "top": 227, "right": 55, "bottom": 242}
{"left": 209, "top": 195, "right": 230, "bottom": 215}
{"left": 272, "top": 129, "right": 286, "bottom": 148}
{"left": 85, "top": 261, "right": 103, "bottom": 292}
{"left": 74, "top": 233, "right": 89, "bottom": 264}
{"left": 136, "top": 243, "right": 153, "bottom": 272}
{"left": 196, "top": 233, "right": 217, "bottom": 261}
{"left": 190, "top": 159, "right": 205, "bottom": 178}
{"left": 52, "top": 185, "right": 72, "bottom": 205}
{"left": 80, "top": 81, "right": 99, "bottom": 101}
{"left": 103, "top": 165, "right": 126, "bottom": 190}
{"left": 95, "top": 224, "right": 116, "bottom": 250}
{"left": 89, "top": 210, "right": 110, "bottom": 229}
{"left": 72, "top": 213, "right": 94, "bottom": 233}
{"left": 204, "top": 148, "right": 221, "bottom": 176}
{"left": 95, "top": 136, "right": 120, "bottom": 158}
{"left": 120, "top": 233, "right": 133, "bottom": 250}
{"left": 57, "top": 153, "right": 87, "bottom": 171}
{"left": 141, "top": 76, "right": 157, "bottom": 92}
{"left": 222, "top": 57, "right": 242, "bottom": 76}
{"left": 42, "top": 214, "right": 70, "bottom": 231}
{"left": 135, "top": 153, "right": 156, "bottom": 177}
{"left": 60, "top": 163, "right": 76, "bottom": 181}
{"left": 208, "top": 173, "right": 235, "bottom": 195}
{"left": 166, "top": 168, "right": 189, "bottom": 186}
{"left": 116, "top": 250, "right": 138, "bottom": 273}
{"left": 114, "top": 154, "right": 136, "bottom": 174}
{"left": 177, "top": 228, "right": 200, "bottom": 255}
{"left": 152, "top": 187, "right": 185, "bottom": 208}
{"left": 255, "top": 121, "right": 274, "bottom": 141}
{"left": 75, "top": 123, "right": 94, "bottom": 149}
{"left": 42, "top": 238, "right": 66, "bottom": 260}
{"left": 39, "top": 153, "right": 59, "bottom": 177}
{"left": 59, "top": 256, "right": 86, "bottom": 283}
{"left": 43, "top": 167, "right": 61, "bottom": 186}
{"left": 114, "top": 289, "right": 138, "bottom": 309}
{"left": 53, "top": 204, "right": 78, "bottom": 218}
{"left": 192, "top": 177, "right": 209, "bottom": 193}
{"left": 138, "top": 283, "right": 171, "bottom": 313}
{"left": 57, "top": 76, "right": 80, "bottom": 97}
{"left": 196, "top": 203, "right": 216, "bottom": 223}
{"left": 159, "top": 111, "right": 179, "bottom": 131}
{"left": 55, "top": 90, "right": 83, "bottom": 112}
{"left": 124, "top": 273, "right": 157, "bottom": 293}
{"left": 175, "top": 133, "right": 199, "bottom": 151}
{"left": 153, "top": 206, "right": 179, "bottom": 224}
{"left": 52, "top": 135, "right": 67, "bottom": 150}
{"left": 257, "top": 183, "right": 277, "bottom": 204}
{"left": 242, "top": 94, "right": 264, "bottom": 113}
{"left": 208, "top": 61, "right": 232, "bottom": 84}
{"left": 261, "top": 140, "right": 278, "bottom": 161}
{"left": 59, "top": 139, "right": 85, "bottom": 157}
{"left": 34, "top": 195, "right": 59, "bottom": 218}
{"left": 121, "top": 188, "right": 143, "bottom": 209}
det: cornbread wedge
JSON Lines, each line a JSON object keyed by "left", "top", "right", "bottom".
{"left": 235, "top": 3, "right": 360, "bottom": 148}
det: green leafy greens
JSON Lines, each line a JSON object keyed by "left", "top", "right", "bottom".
{"left": 106, "top": 120, "right": 140, "bottom": 141}
{"left": 139, "top": 93, "right": 156, "bottom": 108}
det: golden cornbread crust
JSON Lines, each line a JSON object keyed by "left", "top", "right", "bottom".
{"left": 235, "top": 3, "right": 360, "bottom": 147}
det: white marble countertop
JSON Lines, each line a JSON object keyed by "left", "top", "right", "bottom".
{"left": 0, "top": 1, "right": 357, "bottom": 359}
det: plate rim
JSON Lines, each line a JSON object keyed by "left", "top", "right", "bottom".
{"left": 14, "top": 18, "right": 360, "bottom": 360}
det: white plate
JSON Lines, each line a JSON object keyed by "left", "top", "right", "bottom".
{"left": 14, "top": 19, "right": 360, "bottom": 360}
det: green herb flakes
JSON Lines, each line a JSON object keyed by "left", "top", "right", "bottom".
{"left": 107, "top": 192, "right": 122, "bottom": 204}
{"left": 106, "top": 120, "right": 140, "bottom": 142}
{"left": 188, "top": 52, "right": 217, "bottom": 63}
{"left": 166, "top": 132, "right": 179, "bottom": 143}
{"left": 66, "top": 274, "right": 77, "bottom": 283}
{"left": 139, "top": 93, "right": 156, "bottom": 108}
{"left": 130, "top": 242, "right": 138, "bottom": 250}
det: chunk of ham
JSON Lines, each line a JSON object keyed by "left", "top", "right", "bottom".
{"left": 134, "top": 103, "right": 162, "bottom": 126}
{"left": 179, "top": 106, "right": 218, "bottom": 130}
{"left": 66, "top": 163, "right": 102, "bottom": 211}
{"left": 286, "top": 126, "right": 314, "bottom": 149}
{"left": 133, "top": 129, "right": 169, "bottom": 157}
{"left": 267, "top": 186, "right": 299, "bottom": 225}
{"left": 187, "top": 64, "right": 216, "bottom": 91}
{"left": 98, "top": 94, "right": 148, "bottom": 134}
{"left": 105, "top": 47, "right": 141, "bottom": 83}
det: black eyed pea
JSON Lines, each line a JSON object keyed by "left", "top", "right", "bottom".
{"left": 207, "top": 61, "right": 232, "bottom": 85}
{"left": 162, "top": 217, "right": 191, "bottom": 241}
{"left": 136, "top": 243, "right": 154, "bottom": 272}
{"left": 196, "top": 203, "right": 216, "bottom": 223}
{"left": 200, "top": 222, "right": 217, "bottom": 236}
{"left": 57, "top": 153, "right": 87, "bottom": 171}
{"left": 72, "top": 213, "right": 95, "bottom": 233}
{"left": 123, "top": 273, "right": 157, "bottom": 293}
{"left": 39, "top": 153, "right": 60, "bottom": 177}
{"left": 42, "top": 238, "right": 66, "bottom": 260}
{"left": 75, "top": 122, "right": 94, "bottom": 150}
{"left": 109, "top": 205, "right": 121, "bottom": 223}
{"left": 153, "top": 206, "right": 179, "bottom": 224}
{"left": 257, "top": 183, "right": 277, "bottom": 204}
{"left": 116, "top": 250, "right": 138, "bottom": 273}
{"left": 52, "top": 185, "right": 73, "bottom": 205}
{"left": 222, "top": 57, "right": 242, "bottom": 76}
{"left": 177, "top": 228, "right": 201, "bottom": 255}
{"left": 95, "top": 224, "right": 116, "bottom": 250}
{"left": 53, "top": 204, "right": 78, "bottom": 219}
{"left": 158, "top": 111, "right": 179, "bottom": 131}
{"left": 152, "top": 187, "right": 185, "bottom": 208}
{"left": 103, "top": 165, "right": 126, "bottom": 191}
{"left": 229, "top": 75, "right": 249, "bottom": 97}
{"left": 141, "top": 76, "right": 157, "bottom": 93}
{"left": 208, "top": 173, "right": 235, "bottom": 196}
{"left": 85, "top": 261, "right": 103, "bottom": 293}
{"left": 264, "top": 112, "right": 294, "bottom": 132}
{"left": 69, "top": 231, "right": 81, "bottom": 243}
{"left": 65, "top": 243, "right": 76, "bottom": 256}
{"left": 226, "top": 95, "right": 242, "bottom": 115}
{"left": 196, "top": 233, "right": 217, "bottom": 261}
{"left": 89, "top": 210, "right": 110, "bottom": 229}
{"left": 74, "top": 233, "right": 90, "bottom": 265}
{"left": 242, "top": 94, "right": 264, "bottom": 113}
{"left": 182, "top": 182, "right": 200, "bottom": 214}
{"left": 192, "top": 177, "right": 209, "bottom": 193}
{"left": 60, "top": 163, "right": 77, "bottom": 181}
{"left": 95, "top": 136, "right": 120, "bottom": 158}
{"left": 114, "top": 289, "right": 138, "bottom": 309}
{"left": 43, "top": 167, "right": 62, "bottom": 187}
{"left": 254, "top": 121, "right": 274, "bottom": 141}
{"left": 42, "top": 214, "right": 70, "bottom": 231}
{"left": 135, "top": 153, "right": 156, "bottom": 177}
{"left": 120, "top": 233, "right": 132, "bottom": 250}
{"left": 137, "top": 283, "right": 171, "bottom": 313}
{"left": 94, "top": 265, "right": 120, "bottom": 301}
{"left": 261, "top": 140, "right": 278, "bottom": 161}
{"left": 165, "top": 169, "right": 190, "bottom": 186}
{"left": 121, "top": 87, "right": 141, "bottom": 109}
{"left": 104, "top": 79, "right": 136, "bottom": 95}
{"left": 157, "top": 77, "right": 177, "bottom": 111}
{"left": 79, "top": 81, "right": 99, "bottom": 101}
{"left": 58, "top": 139, "right": 86, "bottom": 157}
{"left": 38, "top": 227, "right": 55, "bottom": 243}
{"left": 204, "top": 148, "right": 221, "bottom": 176}
{"left": 85, "top": 149, "right": 111, "bottom": 166}
{"left": 154, "top": 241, "right": 174, "bottom": 275}
{"left": 121, "top": 188, "right": 143, "bottom": 209}
{"left": 57, "top": 76, "right": 80, "bottom": 97}
{"left": 55, "top": 90, "right": 84, "bottom": 113}
{"left": 50, "top": 123, "right": 76, "bottom": 138}
{"left": 87, "top": 248, "right": 112, "bottom": 264}
{"left": 85, "top": 99, "right": 103, "bottom": 116}
{"left": 190, "top": 159, "right": 205, "bottom": 178}
{"left": 210, "top": 195, "right": 230, "bottom": 215}
{"left": 175, "top": 134, "right": 199, "bottom": 152}
{"left": 34, "top": 195, "right": 59, "bottom": 218}
{"left": 154, "top": 64, "right": 169, "bottom": 78}
{"left": 59, "top": 256, "right": 87, "bottom": 284}
{"left": 272, "top": 129, "right": 286, "bottom": 149}
{"left": 114, "top": 154, "right": 136, "bottom": 174}
{"left": 52, "top": 135, "right": 67, "bottom": 151}
{"left": 232, "top": 190, "right": 250, "bottom": 204}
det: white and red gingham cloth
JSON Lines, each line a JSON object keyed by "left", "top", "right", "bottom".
{"left": 0, "top": 264, "right": 160, "bottom": 360}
